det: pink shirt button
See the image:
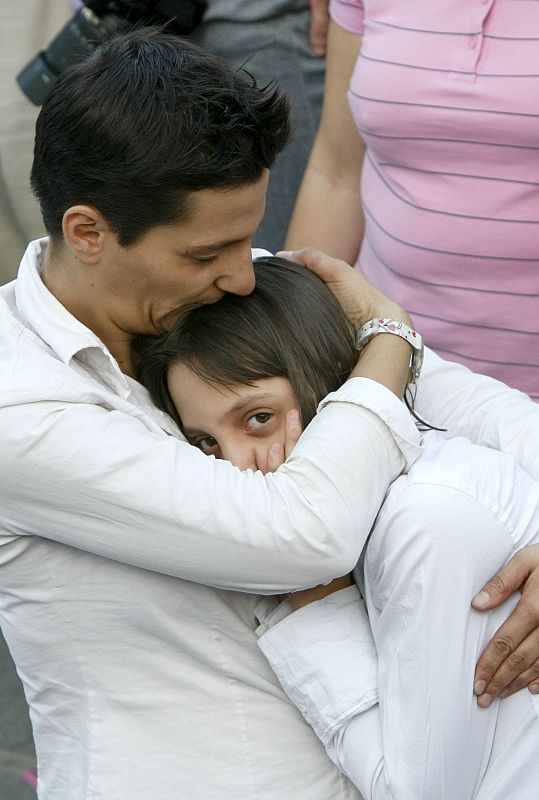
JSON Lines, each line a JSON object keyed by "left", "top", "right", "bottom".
{"left": 468, "top": 35, "right": 478, "bottom": 49}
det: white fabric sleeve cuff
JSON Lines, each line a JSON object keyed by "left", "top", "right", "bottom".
{"left": 256, "top": 585, "right": 378, "bottom": 745}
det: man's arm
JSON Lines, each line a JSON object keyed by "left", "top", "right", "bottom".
{"left": 1, "top": 254, "right": 420, "bottom": 594}
{"left": 0, "top": 393, "right": 418, "bottom": 594}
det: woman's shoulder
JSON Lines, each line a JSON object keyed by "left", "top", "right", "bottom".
{"left": 383, "top": 432, "right": 539, "bottom": 546}
{"left": 410, "top": 431, "right": 514, "bottom": 485}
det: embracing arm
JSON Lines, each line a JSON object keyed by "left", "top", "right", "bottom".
{"left": 0, "top": 255, "right": 419, "bottom": 595}
{"left": 0, "top": 387, "right": 417, "bottom": 595}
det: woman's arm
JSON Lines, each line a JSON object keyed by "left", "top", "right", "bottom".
{"left": 285, "top": 21, "right": 365, "bottom": 263}
{"left": 415, "top": 347, "right": 539, "bottom": 478}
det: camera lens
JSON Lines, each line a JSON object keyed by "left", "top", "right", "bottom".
{"left": 17, "top": 6, "right": 128, "bottom": 105}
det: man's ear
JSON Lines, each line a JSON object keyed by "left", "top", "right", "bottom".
{"left": 62, "top": 205, "right": 113, "bottom": 264}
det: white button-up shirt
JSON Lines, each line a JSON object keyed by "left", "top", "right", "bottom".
{"left": 258, "top": 434, "right": 539, "bottom": 799}
{"left": 0, "top": 239, "right": 537, "bottom": 799}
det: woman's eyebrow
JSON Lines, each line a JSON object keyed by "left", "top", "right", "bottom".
{"left": 225, "top": 393, "right": 275, "bottom": 415}
{"left": 181, "top": 393, "right": 276, "bottom": 434}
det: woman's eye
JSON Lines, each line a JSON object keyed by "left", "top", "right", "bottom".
{"left": 246, "top": 412, "right": 273, "bottom": 431}
{"left": 195, "top": 435, "right": 220, "bottom": 455}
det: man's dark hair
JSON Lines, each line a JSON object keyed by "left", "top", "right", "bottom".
{"left": 31, "top": 28, "right": 290, "bottom": 245}
{"left": 132, "top": 257, "right": 358, "bottom": 428}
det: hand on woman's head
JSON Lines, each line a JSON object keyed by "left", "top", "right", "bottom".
{"left": 277, "top": 247, "right": 412, "bottom": 329}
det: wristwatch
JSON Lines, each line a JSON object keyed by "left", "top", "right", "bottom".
{"left": 355, "top": 318, "right": 424, "bottom": 384}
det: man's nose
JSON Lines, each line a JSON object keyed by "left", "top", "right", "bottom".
{"left": 215, "top": 245, "right": 256, "bottom": 296}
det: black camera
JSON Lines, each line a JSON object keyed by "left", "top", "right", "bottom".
{"left": 17, "top": 0, "right": 207, "bottom": 106}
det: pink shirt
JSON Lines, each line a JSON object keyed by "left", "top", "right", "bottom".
{"left": 330, "top": 0, "right": 539, "bottom": 399}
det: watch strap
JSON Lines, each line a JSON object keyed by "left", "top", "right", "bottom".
{"left": 355, "top": 318, "right": 424, "bottom": 384}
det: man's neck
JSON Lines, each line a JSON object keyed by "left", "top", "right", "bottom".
{"left": 41, "top": 246, "right": 135, "bottom": 377}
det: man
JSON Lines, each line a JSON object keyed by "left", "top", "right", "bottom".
{"left": 1, "top": 29, "right": 538, "bottom": 799}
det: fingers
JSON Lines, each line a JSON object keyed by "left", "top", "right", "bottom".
{"left": 277, "top": 247, "right": 375, "bottom": 328}
{"left": 474, "top": 620, "right": 539, "bottom": 706}
{"left": 308, "top": 0, "right": 329, "bottom": 55}
{"left": 267, "top": 442, "right": 285, "bottom": 474}
{"left": 494, "top": 651, "right": 539, "bottom": 700}
{"left": 277, "top": 247, "right": 411, "bottom": 329}
{"left": 266, "top": 410, "right": 302, "bottom": 473}
{"left": 472, "top": 548, "right": 532, "bottom": 611}
{"left": 284, "top": 409, "right": 302, "bottom": 459}
{"left": 276, "top": 247, "right": 347, "bottom": 282}
{"left": 473, "top": 552, "right": 539, "bottom": 704}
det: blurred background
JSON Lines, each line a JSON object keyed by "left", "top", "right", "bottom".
{"left": 0, "top": 2, "right": 68, "bottom": 287}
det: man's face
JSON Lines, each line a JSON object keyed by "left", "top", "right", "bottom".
{"left": 101, "top": 171, "right": 269, "bottom": 336}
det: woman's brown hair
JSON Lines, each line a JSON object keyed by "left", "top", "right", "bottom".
{"left": 132, "top": 257, "right": 358, "bottom": 428}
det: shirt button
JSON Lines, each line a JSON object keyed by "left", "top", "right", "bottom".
{"left": 468, "top": 35, "right": 478, "bottom": 49}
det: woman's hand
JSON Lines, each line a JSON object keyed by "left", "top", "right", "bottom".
{"left": 266, "top": 409, "right": 303, "bottom": 473}
{"left": 277, "top": 248, "right": 417, "bottom": 399}
{"left": 472, "top": 544, "right": 539, "bottom": 706}
{"left": 277, "top": 247, "right": 412, "bottom": 330}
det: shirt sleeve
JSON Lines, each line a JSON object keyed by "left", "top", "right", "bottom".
{"left": 329, "top": 0, "right": 365, "bottom": 35}
{"left": 257, "top": 476, "right": 535, "bottom": 799}
{"left": 0, "top": 377, "right": 421, "bottom": 594}
{"left": 414, "top": 347, "right": 539, "bottom": 479}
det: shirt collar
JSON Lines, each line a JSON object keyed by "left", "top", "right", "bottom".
{"left": 15, "top": 238, "right": 130, "bottom": 395}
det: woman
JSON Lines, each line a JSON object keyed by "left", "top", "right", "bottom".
{"left": 285, "top": 0, "right": 539, "bottom": 399}
{"left": 134, "top": 256, "right": 539, "bottom": 799}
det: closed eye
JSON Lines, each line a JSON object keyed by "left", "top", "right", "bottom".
{"left": 191, "top": 255, "right": 219, "bottom": 264}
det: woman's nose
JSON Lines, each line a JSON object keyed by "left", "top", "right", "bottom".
{"left": 220, "top": 441, "right": 258, "bottom": 472}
